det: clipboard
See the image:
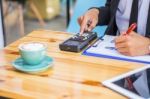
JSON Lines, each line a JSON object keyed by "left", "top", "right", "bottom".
{"left": 82, "top": 35, "right": 150, "bottom": 64}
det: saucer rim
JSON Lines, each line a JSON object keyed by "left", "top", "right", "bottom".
{"left": 12, "top": 56, "right": 53, "bottom": 73}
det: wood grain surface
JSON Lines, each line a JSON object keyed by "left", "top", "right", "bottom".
{"left": 0, "top": 30, "right": 144, "bottom": 99}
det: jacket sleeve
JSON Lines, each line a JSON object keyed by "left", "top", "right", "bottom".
{"left": 97, "top": 0, "right": 111, "bottom": 25}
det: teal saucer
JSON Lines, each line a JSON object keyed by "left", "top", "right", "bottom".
{"left": 12, "top": 56, "right": 53, "bottom": 73}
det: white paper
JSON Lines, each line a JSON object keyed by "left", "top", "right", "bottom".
{"left": 86, "top": 35, "right": 150, "bottom": 63}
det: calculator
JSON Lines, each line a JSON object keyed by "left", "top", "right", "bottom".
{"left": 59, "top": 32, "right": 98, "bottom": 52}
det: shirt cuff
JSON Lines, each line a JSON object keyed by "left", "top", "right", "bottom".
{"left": 88, "top": 7, "right": 100, "bottom": 11}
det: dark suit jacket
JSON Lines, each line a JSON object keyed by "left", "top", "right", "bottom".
{"left": 97, "top": 0, "right": 150, "bottom": 37}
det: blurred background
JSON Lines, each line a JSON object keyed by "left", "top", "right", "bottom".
{"left": 3, "top": 0, "right": 74, "bottom": 45}
{"left": 1, "top": 0, "right": 106, "bottom": 47}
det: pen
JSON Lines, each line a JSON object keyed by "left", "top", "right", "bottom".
{"left": 110, "top": 23, "right": 136, "bottom": 43}
{"left": 125, "top": 23, "right": 137, "bottom": 35}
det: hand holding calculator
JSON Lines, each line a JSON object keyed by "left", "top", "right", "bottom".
{"left": 59, "top": 32, "right": 98, "bottom": 52}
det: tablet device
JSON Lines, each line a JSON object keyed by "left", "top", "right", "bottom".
{"left": 102, "top": 65, "right": 150, "bottom": 99}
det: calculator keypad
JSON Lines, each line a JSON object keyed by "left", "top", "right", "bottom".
{"left": 71, "top": 33, "right": 93, "bottom": 42}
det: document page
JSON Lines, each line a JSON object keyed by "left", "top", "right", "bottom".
{"left": 85, "top": 35, "right": 150, "bottom": 63}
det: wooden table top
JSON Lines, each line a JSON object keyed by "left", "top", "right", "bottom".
{"left": 0, "top": 30, "right": 144, "bottom": 99}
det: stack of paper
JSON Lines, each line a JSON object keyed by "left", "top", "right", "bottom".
{"left": 83, "top": 35, "right": 150, "bottom": 64}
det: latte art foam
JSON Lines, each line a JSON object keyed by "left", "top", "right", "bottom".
{"left": 20, "top": 42, "right": 46, "bottom": 51}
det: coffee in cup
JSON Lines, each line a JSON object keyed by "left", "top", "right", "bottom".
{"left": 19, "top": 42, "right": 47, "bottom": 65}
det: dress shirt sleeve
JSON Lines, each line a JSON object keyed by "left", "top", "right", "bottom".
{"left": 89, "top": 0, "right": 112, "bottom": 26}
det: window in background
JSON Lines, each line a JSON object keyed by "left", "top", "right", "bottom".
{"left": 3, "top": 0, "right": 66, "bottom": 45}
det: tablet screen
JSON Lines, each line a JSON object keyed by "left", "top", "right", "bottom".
{"left": 113, "top": 68, "right": 150, "bottom": 98}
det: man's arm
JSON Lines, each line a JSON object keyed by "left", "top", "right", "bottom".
{"left": 97, "top": 0, "right": 112, "bottom": 25}
{"left": 78, "top": 0, "right": 112, "bottom": 33}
